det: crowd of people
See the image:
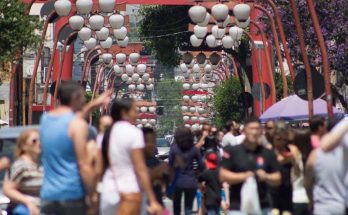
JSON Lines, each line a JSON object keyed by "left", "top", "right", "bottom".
{"left": 1, "top": 80, "right": 348, "bottom": 215}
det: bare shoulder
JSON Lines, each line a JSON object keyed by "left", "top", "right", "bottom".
{"left": 288, "top": 144, "right": 300, "bottom": 154}
{"left": 68, "top": 116, "right": 88, "bottom": 137}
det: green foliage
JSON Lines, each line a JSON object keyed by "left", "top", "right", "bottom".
{"left": 213, "top": 77, "right": 244, "bottom": 128}
{"left": 85, "top": 91, "right": 101, "bottom": 126}
{"left": 155, "top": 78, "right": 183, "bottom": 136}
{"left": 0, "top": 0, "right": 42, "bottom": 64}
{"left": 274, "top": 72, "right": 294, "bottom": 101}
{"left": 139, "top": 5, "right": 191, "bottom": 66}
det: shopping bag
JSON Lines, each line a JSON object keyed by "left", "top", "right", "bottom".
{"left": 240, "top": 177, "right": 262, "bottom": 215}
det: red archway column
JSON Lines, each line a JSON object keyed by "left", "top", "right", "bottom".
{"left": 250, "top": 9, "right": 274, "bottom": 117}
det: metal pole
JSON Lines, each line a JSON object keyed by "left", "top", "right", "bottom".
{"left": 289, "top": 0, "right": 314, "bottom": 118}
{"left": 305, "top": 0, "right": 333, "bottom": 119}
{"left": 255, "top": 4, "right": 288, "bottom": 98}
{"left": 27, "top": 13, "right": 53, "bottom": 124}
{"left": 250, "top": 20, "right": 276, "bottom": 104}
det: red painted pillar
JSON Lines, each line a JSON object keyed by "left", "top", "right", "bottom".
{"left": 250, "top": 10, "right": 274, "bottom": 117}
{"left": 52, "top": 17, "right": 73, "bottom": 82}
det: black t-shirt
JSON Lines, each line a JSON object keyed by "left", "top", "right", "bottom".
{"left": 220, "top": 144, "right": 280, "bottom": 210}
{"left": 198, "top": 169, "right": 221, "bottom": 207}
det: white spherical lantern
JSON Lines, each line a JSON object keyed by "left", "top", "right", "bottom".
{"left": 89, "top": 15, "right": 104, "bottom": 31}
{"left": 117, "top": 37, "right": 129, "bottom": 48}
{"left": 201, "top": 84, "right": 208, "bottom": 89}
{"left": 126, "top": 64, "right": 135, "bottom": 76}
{"left": 190, "top": 107, "right": 196, "bottom": 113}
{"left": 236, "top": 17, "right": 250, "bottom": 29}
{"left": 212, "top": 25, "right": 225, "bottom": 39}
{"left": 146, "top": 84, "right": 154, "bottom": 90}
{"left": 129, "top": 53, "right": 140, "bottom": 65}
{"left": 136, "top": 78, "right": 143, "bottom": 85}
{"left": 218, "top": 15, "right": 230, "bottom": 28}
{"left": 190, "top": 35, "right": 203, "bottom": 47}
{"left": 206, "top": 34, "right": 217, "bottom": 48}
{"left": 109, "top": 14, "right": 124, "bottom": 29}
{"left": 192, "top": 84, "right": 199, "bottom": 90}
{"left": 183, "top": 95, "right": 190, "bottom": 102}
{"left": 192, "top": 124, "right": 200, "bottom": 131}
{"left": 192, "top": 64, "right": 201, "bottom": 73}
{"left": 145, "top": 78, "right": 153, "bottom": 85}
{"left": 222, "top": 36, "right": 234, "bottom": 49}
{"left": 132, "top": 73, "right": 140, "bottom": 82}
{"left": 113, "top": 65, "right": 123, "bottom": 75}
{"left": 183, "top": 116, "right": 190, "bottom": 122}
{"left": 101, "top": 53, "right": 113, "bottom": 64}
{"left": 126, "top": 77, "right": 133, "bottom": 84}
{"left": 113, "top": 27, "right": 127, "bottom": 40}
{"left": 149, "top": 107, "right": 156, "bottom": 113}
{"left": 69, "top": 15, "right": 84, "bottom": 30}
{"left": 199, "top": 117, "right": 206, "bottom": 123}
{"left": 96, "top": 27, "right": 109, "bottom": 41}
{"left": 142, "top": 73, "right": 150, "bottom": 81}
{"left": 150, "top": 119, "right": 156, "bottom": 125}
{"left": 144, "top": 123, "right": 152, "bottom": 128}
{"left": 140, "top": 107, "right": 147, "bottom": 113}
{"left": 189, "top": 5, "right": 207, "bottom": 23}
{"left": 99, "top": 0, "right": 115, "bottom": 13}
{"left": 137, "top": 64, "right": 146, "bottom": 75}
{"left": 193, "top": 25, "right": 208, "bottom": 39}
{"left": 233, "top": 3, "right": 251, "bottom": 21}
{"left": 211, "top": 4, "right": 229, "bottom": 22}
{"left": 100, "top": 37, "right": 113, "bottom": 49}
{"left": 137, "top": 124, "right": 143, "bottom": 128}
{"left": 191, "top": 116, "right": 198, "bottom": 121}
{"left": 192, "top": 96, "right": 199, "bottom": 102}
{"left": 204, "top": 64, "right": 212, "bottom": 73}
{"left": 84, "top": 38, "right": 97, "bottom": 50}
{"left": 137, "top": 84, "right": 145, "bottom": 91}
{"left": 183, "top": 83, "right": 190, "bottom": 90}
{"left": 128, "top": 84, "right": 136, "bottom": 91}
{"left": 121, "top": 74, "right": 128, "bottom": 82}
{"left": 197, "top": 12, "right": 211, "bottom": 27}
{"left": 229, "top": 26, "right": 244, "bottom": 41}
{"left": 182, "top": 72, "right": 190, "bottom": 78}
{"left": 76, "top": 0, "right": 93, "bottom": 15}
{"left": 185, "top": 124, "right": 191, "bottom": 128}
{"left": 180, "top": 63, "right": 188, "bottom": 73}
{"left": 78, "top": 27, "right": 92, "bottom": 41}
{"left": 198, "top": 107, "right": 205, "bottom": 114}
{"left": 54, "top": 0, "right": 71, "bottom": 16}
{"left": 116, "top": 53, "right": 127, "bottom": 65}
{"left": 181, "top": 106, "right": 188, "bottom": 112}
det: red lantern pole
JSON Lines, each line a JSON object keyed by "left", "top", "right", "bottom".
{"left": 305, "top": 0, "right": 333, "bottom": 119}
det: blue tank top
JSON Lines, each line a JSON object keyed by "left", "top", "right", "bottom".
{"left": 40, "top": 112, "right": 85, "bottom": 200}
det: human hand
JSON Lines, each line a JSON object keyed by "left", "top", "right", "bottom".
{"left": 255, "top": 169, "right": 268, "bottom": 182}
{"left": 26, "top": 202, "right": 40, "bottom": 215}
{"left": 86, "top": 193, "right": 99, "bottom": 215}
{"left": 147, "top": 201, "right": 163, "bottom": 215}
{"left": 93, "top": 90, "right": 112, "bottom": 107}
{"left": 0, "top": 157, "right": 10, "bottom": 171}
{"left": 221, "top": 201, "right": 230, "bottom": 213}
{"left": 202, "top": 130, "right": 209, "bottom": 138}
{"left": 244, "top": 171, "right": 254, "bottom": 181}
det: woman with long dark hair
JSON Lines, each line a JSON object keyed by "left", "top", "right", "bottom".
{"left": 101, "top": 99, "right": 162, "bottom": 215}
{"left": 169, "top": 127, "right": 204, "bottom": 215}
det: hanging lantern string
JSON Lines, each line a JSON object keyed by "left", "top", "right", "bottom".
{"left": 140, "top": 31, "right": 190, "bottom": 39}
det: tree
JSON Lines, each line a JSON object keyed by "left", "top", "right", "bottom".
{"left": 155, "top": 78, "right": 183, "bottom": 136}
{"left": 263, "top": 0, "right": 347, "bottom": 74}
{"left": 274, "top": 72, "right": 293, "bottom": 101}
{"left": 0, "top": 0, "right": 42, "bottom": 64}
{"left": 213, "top": 77, "right": 244, "bottom": 128}
{"left": 139, "top": 5, "right": 191, "bottom": 66}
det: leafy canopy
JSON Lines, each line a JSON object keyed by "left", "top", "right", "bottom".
{"left": 0, "top": 0, "right": 42, "bottom": 64}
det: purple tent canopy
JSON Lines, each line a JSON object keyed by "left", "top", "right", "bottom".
{"left": 260, "top": 95, "right": 343, "bottom": 122}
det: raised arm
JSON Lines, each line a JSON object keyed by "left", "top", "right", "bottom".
{"left": 77, "top": 90, "right": 112, "bottom": 119}
{"left": 320, "top": 120, "right": 348, "bottom": 152}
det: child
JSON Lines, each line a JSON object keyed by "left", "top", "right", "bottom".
{"left": 199, "top": 151, "right": 228, "bottom": 215}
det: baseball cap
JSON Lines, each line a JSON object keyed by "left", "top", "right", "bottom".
{"left": 205, "top": 151, "right": 218, "bottom": 169}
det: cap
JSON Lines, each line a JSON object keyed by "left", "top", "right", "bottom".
{"left": 205, "top": 151, "right": 218, "bottom": 169}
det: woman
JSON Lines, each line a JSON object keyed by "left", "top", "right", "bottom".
{"left": 270, "top": 126, "right": 301, "bottom": 215}
{"left": 3, "top": 129, "right": 43, "bottom": 215}
{"left": 101, "top": 99, "right": 162, "bottom": 215}
{"left": 169, "top": 127, "right": 204, "bottom": 215}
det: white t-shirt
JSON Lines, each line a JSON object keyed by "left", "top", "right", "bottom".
{"left": 235, "top": 134, "right": 246, "bottom": 144}
{"left": 109, "top": 121, "right": 145, "bottom": 193}
{"left": 221, "top": 132, "right": 238, "bottom": 147}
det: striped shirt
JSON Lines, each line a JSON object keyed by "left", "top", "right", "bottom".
{"left": 7, "top": 159, "right": 43, "bottom": 206}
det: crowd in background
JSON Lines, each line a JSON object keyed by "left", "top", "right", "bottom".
{"left": 1, "top": 81, "right": 347, "bottom": 215}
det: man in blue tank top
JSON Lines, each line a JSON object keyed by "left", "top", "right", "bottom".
{"left": 40, "top": 81, "right": 109, "bottom": 215}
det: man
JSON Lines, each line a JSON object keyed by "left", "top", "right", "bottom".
{"left": 40, "top": 81, "right": 109, "bottom": 214}
{"left": 220, "top": 117, "right": 281, "bottom": 215}
{"left": 309, "top": 116, "right": 327, "bottom": 148}
{"left": 305, "top": 147, "right": 346, "bottom": 215}
{"left": 221, "top": 121, "right": 238, "bottom": 147}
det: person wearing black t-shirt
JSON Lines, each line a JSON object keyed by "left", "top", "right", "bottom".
{"left": 220, "top": 118, "right": 281, "bottom": 215}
